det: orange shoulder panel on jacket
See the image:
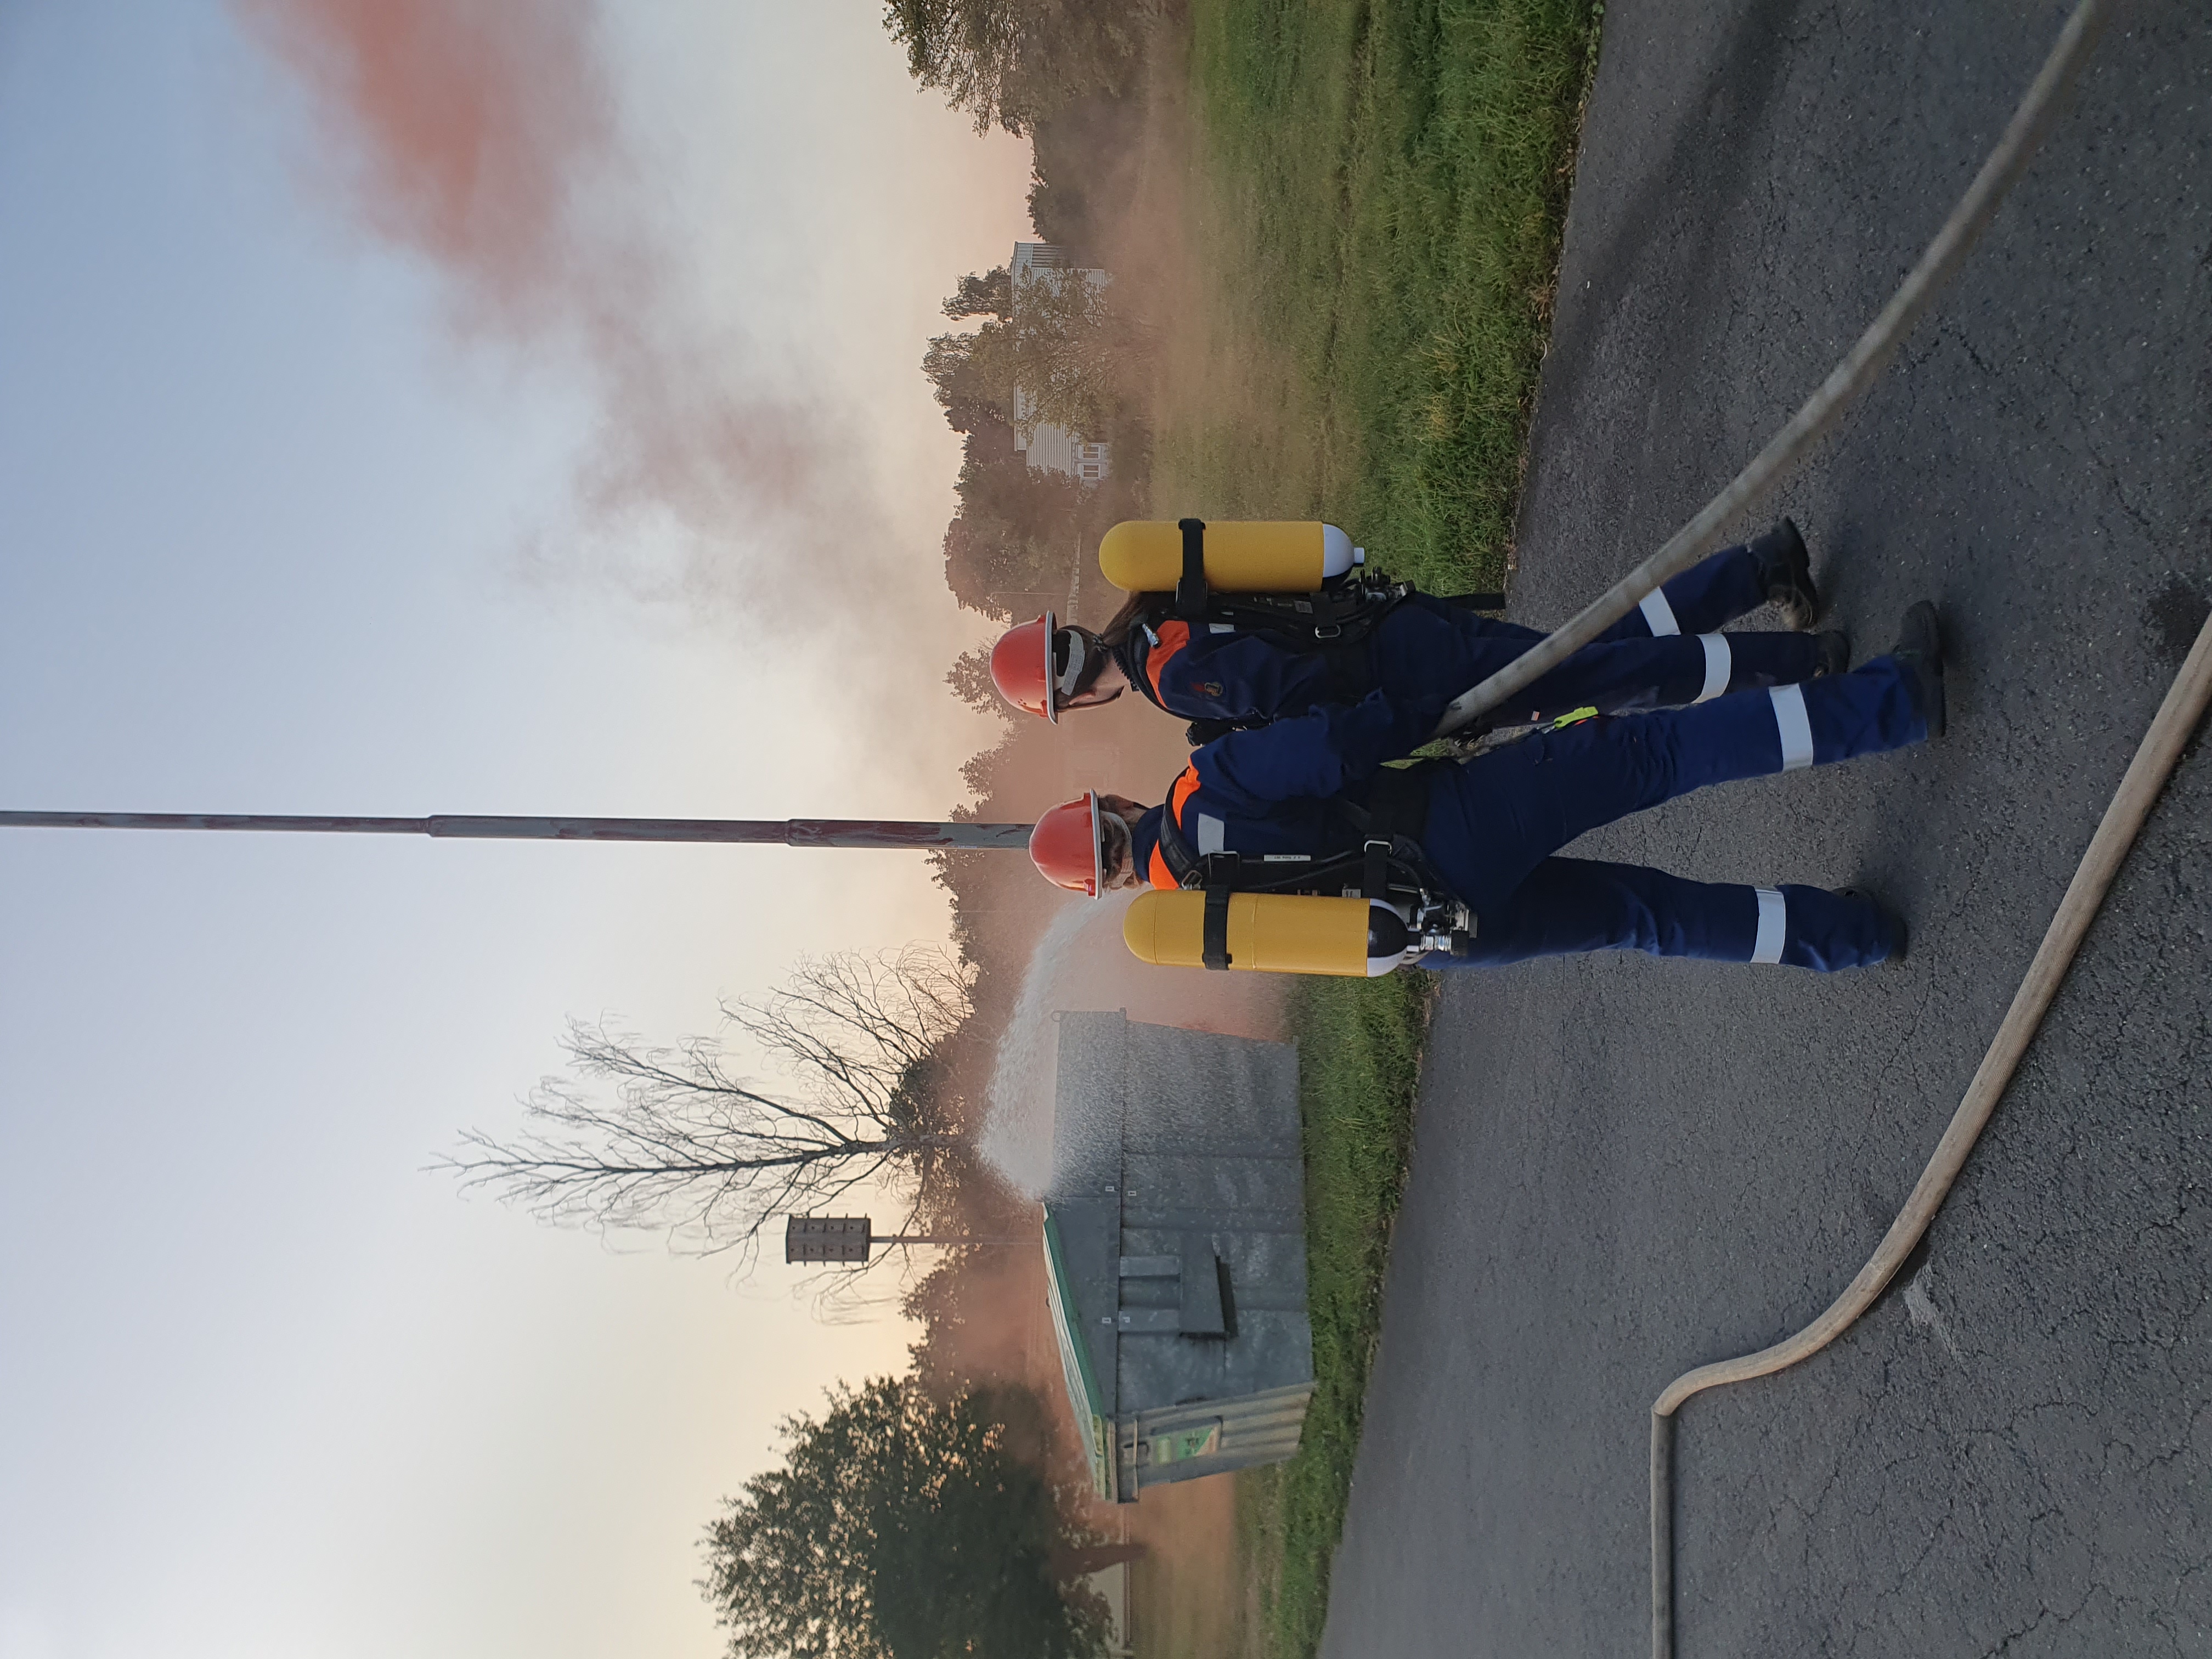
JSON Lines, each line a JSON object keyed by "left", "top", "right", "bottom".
{"left": 1144, "top": 620, "right": 1192, "bottom": 699}
{"left": 1168, "top": 765, "right": 1201, "bottom": 816}
{"left": 1150, "top": 765, "right": 1204, "bottom": 889}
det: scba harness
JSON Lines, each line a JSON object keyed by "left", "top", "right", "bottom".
{"left": 1149, "top": 760, "right": 1474, "bottom": 972}
{"left": 1124, "top": 519, "right": 1505, "bottom": 745}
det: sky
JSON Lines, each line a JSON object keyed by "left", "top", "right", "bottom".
{"left": 0, "top": 4, "right": 1039, "bottom": 1656}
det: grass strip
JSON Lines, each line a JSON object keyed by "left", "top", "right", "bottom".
{"left": 1238, "top": 972, "right": 1434, "bottom": 1658}
{"left": 1154, "top": 0, "right": 1599, "bottom": 596}
{"left": 1150, "top": 2, "right": 1603, "bottom": 1653}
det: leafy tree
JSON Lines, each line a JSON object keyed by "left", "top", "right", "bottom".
{"left": 926, "top": 270, "right": 1141, "bottom": 445}
{"left": 941, "top": 510, "right": 1075, "bottom": 618}
{"left": 943, "top": 266, "right": 1012, "bottom": 321}
{"left": 938, "top": 444, "right": 1085, "bottom": 617}
{"left": 947, "top": 644, "right": 1011, "bottom": 720}
{"left": 701, "top": 1377, "right": 1109, "bottom": 1659}
{"left": 934, "top": 292, "right": 1122, "bottom": 433}
{"left": 442, "top": 947, "right": 978, "bottom": 1263}
{"left": 922, "top": 325, "right": 1013, "bottom": 431}
{"left": 1003, "top": 264, "right": 1137, "bottom": 442}
{"left": 881, "top": 0, "right": 1150, "bottom": 136}
{"left": 957, "top": 445, "right": 1082, "bottom": 531}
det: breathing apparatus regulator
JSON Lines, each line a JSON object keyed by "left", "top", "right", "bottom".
{"left": 1019, "top": 517, "right": 1480, "bottom": 978}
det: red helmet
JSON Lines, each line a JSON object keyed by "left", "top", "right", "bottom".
{"left": 989, "top": 612, "right": 1059, "bottom": 723}
{"left": 1029, "top": 792, "right": 1104, "bottom": 898}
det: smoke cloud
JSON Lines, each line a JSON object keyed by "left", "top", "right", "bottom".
{"left": 235, "top": 0, "right": 895, "bottom": 629}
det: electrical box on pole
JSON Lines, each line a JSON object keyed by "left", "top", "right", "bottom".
{"left": 785, "top": 1215, "right": 872, "bottom": 1265}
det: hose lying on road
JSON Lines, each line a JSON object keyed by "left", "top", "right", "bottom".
{"left": 1609, "top": 4, "right": 2125, "bottom": 1655}
{"left": 1650, "top": 606, "right": 2212, "bottom": 1657}
{"left": 1432, "top": 0, "right": 2110, "bottom": 742}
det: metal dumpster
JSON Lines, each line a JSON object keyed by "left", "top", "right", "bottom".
{"left": 1041, "top": 1011, "right": 1314, "bottom": 1502}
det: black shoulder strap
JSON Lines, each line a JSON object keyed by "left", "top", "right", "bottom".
{"left": 1150, "top": 802, "right": 1203, "bottom": 888}
{"left": 1183, "top": 715, "right": 1260, "bottom": 746}
{"left": 1435, "top": 589, "right": 1508, "bottom": 612}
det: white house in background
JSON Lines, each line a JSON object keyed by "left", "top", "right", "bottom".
{"left": 1011, "top": 241, "right": 1112, "bottom": 486}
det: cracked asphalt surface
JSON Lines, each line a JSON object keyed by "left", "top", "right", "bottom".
{"left": 1318, "top": 3, "right": 2211, "bottom": 1655}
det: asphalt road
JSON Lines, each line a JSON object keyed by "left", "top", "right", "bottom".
{"left": 1319, "top": 3, "right": 2212, "bottom": 1655}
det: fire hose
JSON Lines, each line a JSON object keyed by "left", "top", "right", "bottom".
{"left": 1651, "top": 608, "right": 2212, "bottom": 1657}
{"left": 1431, "top": 0, "right": 2109, "bottom": 744}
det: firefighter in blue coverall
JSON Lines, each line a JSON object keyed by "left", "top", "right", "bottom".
{"left": 991, "top": 521, "right": 1845, "bottom": 736}
{"left": 1032, "top": 603, "right": 1947, "bottom": 972}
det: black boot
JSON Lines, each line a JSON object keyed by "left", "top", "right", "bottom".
{"left": 1889, "top": 601, "right": 1945, "bottom": 739}
{"left": 1839, "top": 888, "right": 1907, "bottom": 963}
{"left": 1748, "top": 518, "right": 1819, "bottom": 630}
{"left": 1812, "top": 630, "right": 1850, "bottom": 676}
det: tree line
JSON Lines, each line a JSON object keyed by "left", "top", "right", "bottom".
{"left": 889, "top": 1, "right": 1163, "bottom": 675}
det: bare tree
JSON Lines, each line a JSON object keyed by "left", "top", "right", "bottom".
{"left": 442, "top": 946, "right": 979, "bottom": 1268}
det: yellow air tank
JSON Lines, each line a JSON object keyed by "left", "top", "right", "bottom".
{"left": 1121, "top": 889, "right": 1412, "bottom": 978}
{"left": 1098, "top": 520, "right": 1359, "bottom": 595}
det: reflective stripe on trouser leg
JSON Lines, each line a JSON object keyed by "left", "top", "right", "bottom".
{"left": 1639, "top": 588, "right": 1681, "bottom": 636}
{"left": 1750, "top": 887, "right": 1787, "bottom": 963}
{"left": 1596, "top": 547, "right": 1767, "bottom": 642}
{"left": 1422, "top": 867, "right": 1892, "bottom": 973}
{"left": 1694, "top": 634, "right": 1731, "bottom": 703}
{"left": 1426, "top": 860, "right": 1881, "bottom": 972}
{"left": 1419, "top": 661, "right": 1929, "bottom": 921}
{"left": 1770, "top": 682, "right": 1815, "bottom": 770}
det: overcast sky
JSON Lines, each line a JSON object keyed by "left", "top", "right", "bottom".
{"left": 0, "top": 5, "right": 1040, "bottom": 1656}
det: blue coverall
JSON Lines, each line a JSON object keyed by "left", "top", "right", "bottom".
{"left": 1118, "top": 540, "right": 1815, "bottom": 730}
{"left": 1130, "top": 656, "right": 1929, "bottom": 971}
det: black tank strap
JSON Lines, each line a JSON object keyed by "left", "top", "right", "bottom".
{"left": 1201, "top": 882, "right": 1235, "bottom": 970}
{"left": 1176, "top": 518, "right": 1208, "bottom": 620}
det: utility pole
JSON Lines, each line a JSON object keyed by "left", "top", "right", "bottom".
{"left": 0, "top": 811, "right": 1032, "bottom": 849}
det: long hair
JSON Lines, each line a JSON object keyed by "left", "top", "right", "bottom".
{"left": 1090, "top": 590, "right": 1165, "bottom": 649}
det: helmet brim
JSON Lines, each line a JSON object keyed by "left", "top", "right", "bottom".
{"left": 1042, "top": 610, "right": 1059, "bottom": 724}
{"left": 1086, "top": 789, "right": 1103, "bottom": 899}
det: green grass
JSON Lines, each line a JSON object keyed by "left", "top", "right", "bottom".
{"left": 1141, "top": 1, "right": 1603, "bottom": 1652}
{"left": 1152, "top": 0, "right": 1601, "bottom": 595}
{"left": 1237, "top": 972, "right": 1435, "bottom": 1659}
